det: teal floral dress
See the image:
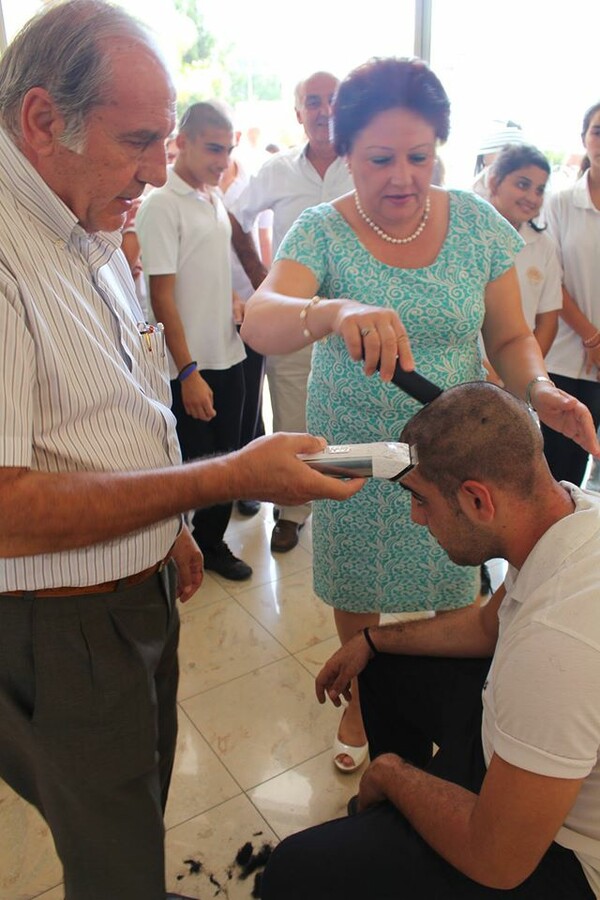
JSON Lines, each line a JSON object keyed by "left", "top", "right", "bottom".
{"left": 277, "top": 190, "right": 523, "bottom": 613}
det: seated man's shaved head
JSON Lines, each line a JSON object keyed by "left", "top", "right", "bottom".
{"left": 401, "top": 382, "right": 546, "bottom": 503}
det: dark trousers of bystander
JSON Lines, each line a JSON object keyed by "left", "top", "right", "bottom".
{"left": 262, "top": 653, "right": 594, "bottom": 900}
{"left": 171, "top": 362, "right": 245, "bottom": 550}
{"left": 238, "top": 329, "right": 266, "bottom": 446}
{"left": 541, "top": 373, "right": 600, "bottom": 486}
{"left": 0, "top": 563, "right": 180, "bottom": 900}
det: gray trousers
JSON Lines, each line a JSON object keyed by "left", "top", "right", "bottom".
{"left": 0, "top": 563, "right": 180, "bottom": 900}
{"left": 266, "top": 345, "right": 312, "bottom": 524}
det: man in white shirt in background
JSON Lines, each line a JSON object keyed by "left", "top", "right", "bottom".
{"left": 137, "top": 102, "right": 253, "bottom": 581}
{"left": 231, "top": 70, "right": 353, "bottom": 552}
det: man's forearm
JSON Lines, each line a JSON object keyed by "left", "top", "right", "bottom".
{"left": 316, "top": 592, "right": 500, "bottom": 708}
{"left": 0, "top": 434, "right": 367, "bottom": 557}
{"left": 0, "top": 458, "right": 240, "bottom": 557}
{"left": 150, "top": 282, "right": 193, "bottom": 372}
{"left": 365, "top": 750, "right": 578, "bottom": 892}
{"left": 368, "top": 594, "right": 501, "bottom": 660}
{"left": 365, "top": 756, "right": 491, "bottom": 884}
{"left": 229, "top": 213, "right": 268, "bottom": 289}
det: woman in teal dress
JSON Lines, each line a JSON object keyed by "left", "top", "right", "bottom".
{"left": 241, "top": 58, "right": 599, "bottom": 773}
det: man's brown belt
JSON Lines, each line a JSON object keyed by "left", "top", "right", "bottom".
{"left": 2, "top": 559, "right": 167, "bottom": 597}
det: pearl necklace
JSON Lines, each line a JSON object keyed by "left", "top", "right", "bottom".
{"left": 354, "top": 192, "right": 431, "bottom": 245}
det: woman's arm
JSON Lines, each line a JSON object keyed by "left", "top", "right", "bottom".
{"left": 482, "top": 268, "right": 600, "bottom": 455}
{"left": 482, "top": 267, "right": 548, "bottom": 397}
{"left": 533, "top": 310, "right": 559, "bottom": 358}
{"left": 559, "top": 285, "right": 598, "bottom": 341}
{"left": 240, "top": 258, "right": 415, "bottom": 380}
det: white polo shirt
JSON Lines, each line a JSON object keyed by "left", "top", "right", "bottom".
{"left": 544, "top": 172, "right": 600, "bottom": 380}
{"left": 515, "top": 223, "right": 562, "bottom": 331}
{"left": 137, "top": 169, "right": 245, "bottom": 378}
{"left": 482, "top": 485, "right": 600, "bottom": 896}
{"left": 230, "top": 143, "right": 353, "bottom": 254}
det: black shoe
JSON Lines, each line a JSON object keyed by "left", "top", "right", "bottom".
{"left": 236, "top": 499, "right": 261, "bottom": 517}
{"left": 203, "top": 542, "right": 252, "bottom": 580}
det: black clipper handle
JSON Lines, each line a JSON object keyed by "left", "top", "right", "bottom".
{"left": 389, "top": 362, "right": 443, "bottom": 405}
{"left": 362, "top": 349, "right": 443, "bottom": 405}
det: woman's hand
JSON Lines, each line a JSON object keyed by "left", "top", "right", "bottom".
{"left": 332, "top": 302, "right": 415, "bottom": 382}
{"left": 584, "top": 344, "right": 600, "bottom": 379}
{"left": 532, "top": 382, "right": 600, "bottom": 457}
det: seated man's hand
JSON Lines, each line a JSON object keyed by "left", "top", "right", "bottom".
{"left": 358, "top": 754, "right": 402, "bottom": 812}
{"left": 315, "top": 631, "right": 372, "bottom": 707}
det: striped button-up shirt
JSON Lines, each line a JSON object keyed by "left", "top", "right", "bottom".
{"left": 0, "top": 128, "right": 182, "bottom": 590}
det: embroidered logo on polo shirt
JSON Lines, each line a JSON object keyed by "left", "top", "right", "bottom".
{"left": 526, "top": 266, "right": 543, "bottom": 285}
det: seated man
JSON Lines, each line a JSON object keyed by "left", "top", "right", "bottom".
{"left": 262, "top": 381, "right": 600, "bottom": 899}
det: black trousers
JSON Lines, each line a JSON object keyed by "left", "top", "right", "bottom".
{"left": 0, "top": 564, "right": 180, "bottom": 900}
{"left": 262, "top": 654, "right": 594, "bottom": 900}
{"left": 238, "top": 328, "right": 266, "bottom": 446}
{"left": 171, "top": 362, "right": 245, "bottom": 550}
{"left": 541, "top": 373, "right": 600, "bottom": 486}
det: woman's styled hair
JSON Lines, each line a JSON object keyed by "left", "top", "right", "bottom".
{"left": 579, "top": 101, "right": 600, "bottom": 178}
{"left": 333, "top": 57, "right": 450, "bottom": 157}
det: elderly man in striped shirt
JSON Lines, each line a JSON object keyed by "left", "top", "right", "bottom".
{"left": 0, "top": 3, "right": 364, "bottom": 898}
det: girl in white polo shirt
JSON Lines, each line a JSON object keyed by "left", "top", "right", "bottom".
{"left": 541, "top": 102, "right": 600, "bottom": 485}
{"left": 487, "top": 144, "right": 562, "bottom": 358}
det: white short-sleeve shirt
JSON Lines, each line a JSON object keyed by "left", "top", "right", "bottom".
{"left": 544, "top": 172, "right": 600, "bottom": 380}
{"left": 515, "top": 223, "right": 562, "bottom": 331}
{"left": 482, "top": 485, "right": 600, "bottom": 895}
{"left": 230, "top": 144, "right": 353, "bottom": 254}
{"left": 136, "top": 169, "right": 245, "bottom": 378}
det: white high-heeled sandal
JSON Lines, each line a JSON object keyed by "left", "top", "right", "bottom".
{"left": 333, "top": 734, "right": 369, "bottom": 773}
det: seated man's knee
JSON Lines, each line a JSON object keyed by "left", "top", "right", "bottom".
{"left": 261, "top": 836, "right": 301, "bottom": 899}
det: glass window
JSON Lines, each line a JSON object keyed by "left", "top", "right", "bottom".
{"left": 429, "top": 0, "right": 600, "bottom": 188}
{"left": 0, "top": 0, "right": 415, "bottom": 159}
{"left": 121, "top": 0, "right": 416, "bottom": 145}
{"left": 1, "top": 0, "right": 42, "bottom": 43}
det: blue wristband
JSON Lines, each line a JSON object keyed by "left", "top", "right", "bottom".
{"left": 178, "top": 361, "right": 198, "bottom": 382}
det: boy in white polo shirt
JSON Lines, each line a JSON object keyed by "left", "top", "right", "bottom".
{"left": 137, "top": 102, "right": 251, "bottom": 580}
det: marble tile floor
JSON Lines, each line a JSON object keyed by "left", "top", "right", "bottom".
{"left": 0, "top": 505, "right": 508, "bottom": 900}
